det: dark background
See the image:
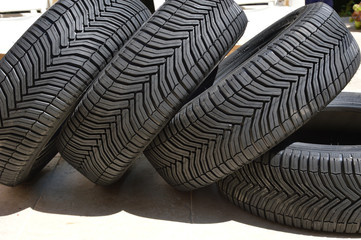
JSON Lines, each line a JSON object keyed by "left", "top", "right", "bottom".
{"left": 334, "top": 0, "right": 357, "bottom": 16}
{"left": 140, "top": 0, "right": 155, "bottom": 13}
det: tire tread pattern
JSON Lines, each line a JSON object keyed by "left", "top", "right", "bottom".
{"left": 218, "top": 144, "right": 361, "bottom": 233}
{"left": 57, "top": 0, "right": 247, "bottom": 185}
{"left": 0, "top": 0, "right": 151, "bottom": 186}
{"left": 145, "top": 3, "right": 361, "bottom": 190}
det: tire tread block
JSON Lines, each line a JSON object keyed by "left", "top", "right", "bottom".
{"left": 145, "top": 3, "right": 361, "bottom": 190}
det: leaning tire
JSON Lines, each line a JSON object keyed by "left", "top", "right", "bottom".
{"left": 0, "top": 0, "right": 151, "bottom": 186}
{"left": 56, "top": 0, "right": 247, "bottom": 185}
{"left": 218, "top": 92, "right": 361, "bottom": 233}
{"left": 144, "top": 3, "right": 361, "bottom": 190}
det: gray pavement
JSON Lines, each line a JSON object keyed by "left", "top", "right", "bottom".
{"left": 1, "top": 154, "right": 360, "bottom": 240}
{"left": 1, "top": 5, "right": 361, "bottom": 240}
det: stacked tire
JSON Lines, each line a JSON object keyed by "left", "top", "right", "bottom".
{"left": 0, "top": 0, "right": 151, "bottom": 186}
{"left": 217, "top": 92, "right": 361, "bottom": 233}
{"left": 0, "top": 0, "right": 360, "bottom": 234}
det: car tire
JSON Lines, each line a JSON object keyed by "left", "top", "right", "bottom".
{"left": 145, "top": 3, "right": 361, "bottom": 190}
{"left": 218, "top": 92, "right": 361, "bottom": 233}
{"left": 0, "top": 0, "right": 151, "bottom": 186}
{"left": 57, "top": 0, "right": 248, "bottom": 185}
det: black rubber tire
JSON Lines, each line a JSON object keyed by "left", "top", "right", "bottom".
{"left": 218, "top": 92, "right": 361, "bottom": 233}
{"left": 144, "top": 3, "right": 361, "bottom": 191}
{"left": 56, "top": 0, "right": 248, "bottom": 185}
{"left": 0, "top": 0, "right": 151, "bottom": 186}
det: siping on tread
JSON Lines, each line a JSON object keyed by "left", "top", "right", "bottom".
{"left": 57, "top": 0, "right": 248, "bottom": 185}
{"left": 0, "top": 0, "right": 151, "bottom": 186}
{"left": 144, "top": 3, "right": 361, "bottom": 190}
{"left": 218, "top": 92, "right": 361, "bottom": 233}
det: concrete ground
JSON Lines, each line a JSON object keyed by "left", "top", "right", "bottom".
{"left": 1, "top": 4, "right": 361, "bottom": 240}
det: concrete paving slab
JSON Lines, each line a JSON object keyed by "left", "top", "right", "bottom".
{"left": 0, "top": 158, "right": 357, "bottom": 240}
{"left": 0, "top": 155, "right": 60, "bottom": 216}
{"left": 0, "top": 209, "right": 34, "bottom": 240}
{"left": 14, "top": 210, "right": 194, "bottom": 240}
{"left": 0, "top": 156, "right": 60, "bottom": 240}
{"left": 33, "top": 155, "right": 192, "bottom": 222}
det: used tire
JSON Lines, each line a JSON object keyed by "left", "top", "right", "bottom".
{"left": 218, "top": 92, "right": 361, "bottom": 233}
{"left": 144, "top": 3, "right": 361, "bottom": 190}
{"left": 0, "top": 0, "right": 151, "bottom": 186}
{"left": 57, "top": 0, "right": 247, "bottom": 185}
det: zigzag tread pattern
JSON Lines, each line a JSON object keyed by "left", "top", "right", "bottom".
{"left": 57, "top": 0, "right": 248, "bottom": 185}
{"left": 0, "top": 0, "right": 151, "bottom": 186}
{"left": 218, "top": 143, "right": 361, "bottom": 233}
{"left": 144, "top": 3, "right": 361, "bottom": 190}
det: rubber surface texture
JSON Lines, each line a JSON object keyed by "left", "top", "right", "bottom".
{"left": 218, "top": 92, "right": 361, "bottom": 233}
{"left": 145, "top": 3, "right": 361, "bottom": 190}
{"left": 0, "top": 0, "right": 151, "bottom": 186}
{"left": 57, "top": 0, "right": 248, "bottom": 185}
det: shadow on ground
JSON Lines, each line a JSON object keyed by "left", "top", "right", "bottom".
{"left": 0, "top": 154, "right": 359, "bottom": 238}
